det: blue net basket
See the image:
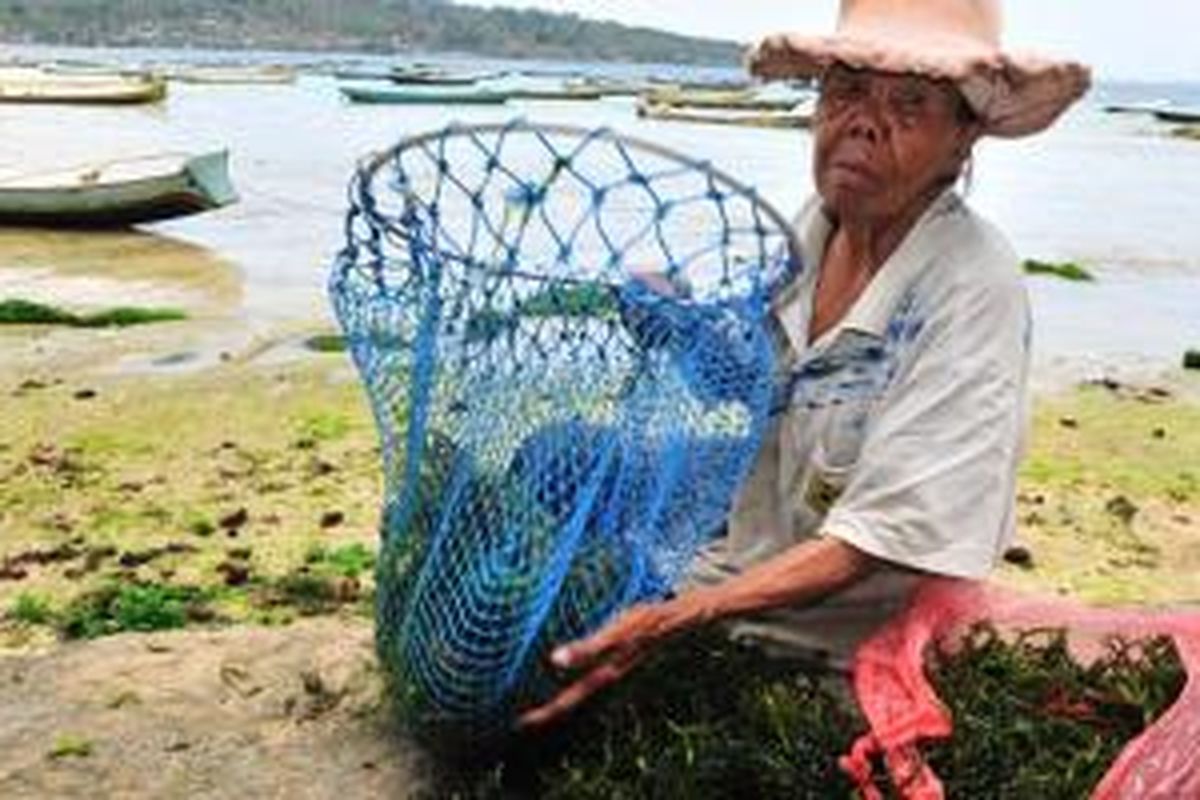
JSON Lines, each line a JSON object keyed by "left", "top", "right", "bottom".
{"left": 329, "top": 120, "right": 800, "bottom": 743}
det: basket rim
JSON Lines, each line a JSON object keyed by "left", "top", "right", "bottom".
{"left": 351, "top": 118, "right": 803, "bottom": 263}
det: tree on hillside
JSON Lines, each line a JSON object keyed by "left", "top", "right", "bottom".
{"left": 0, "top": 0, "right": 741, "bottom": 64}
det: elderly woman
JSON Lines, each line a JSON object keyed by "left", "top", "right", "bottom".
{"left": 521, "top": 0, "right": 1090, "bottom": 727}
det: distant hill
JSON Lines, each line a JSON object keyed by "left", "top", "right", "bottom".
{"left": 0, "top": 0, "right": 744, "bottom": 66}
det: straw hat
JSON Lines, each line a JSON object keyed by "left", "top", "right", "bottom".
{"left": 749, "top": 0, "right": 1091, "bottom": 138}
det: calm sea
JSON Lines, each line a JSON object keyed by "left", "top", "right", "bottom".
{"left": 1, "top": 44, "right": 1198, "bottom": 376}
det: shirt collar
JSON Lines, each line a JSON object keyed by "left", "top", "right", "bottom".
{"left": 792, "top": 187, "right": 964, "bottom": 344}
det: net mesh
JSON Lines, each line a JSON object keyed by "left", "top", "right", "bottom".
{"left": 328, "top": 120, "right": 798, "bottom": 740}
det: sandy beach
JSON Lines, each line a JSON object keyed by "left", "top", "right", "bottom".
{"left": 1, "top": 258, "right": 1197, "bottom": 796}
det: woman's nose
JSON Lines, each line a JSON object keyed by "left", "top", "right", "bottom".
{"left": 844, "top": 98, "right": 888, "bottom": 142}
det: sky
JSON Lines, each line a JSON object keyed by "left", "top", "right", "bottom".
{"left": 464, "top": 1, "right": 1199, "bottom": 83}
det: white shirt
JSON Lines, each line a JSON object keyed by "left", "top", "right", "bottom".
{"left": 685, "top": 189, "right": 1030, "bottom": 667}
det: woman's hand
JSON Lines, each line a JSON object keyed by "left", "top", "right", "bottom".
{"left": 516, "top": 538, "right": 877, "bottom": 729}
{"left": 516, "top": 595, "right": 711, "bottom": 729}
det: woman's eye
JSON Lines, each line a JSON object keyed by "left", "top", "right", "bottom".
{"left": 891, "top": 91, "right": 928, "bottom": 121}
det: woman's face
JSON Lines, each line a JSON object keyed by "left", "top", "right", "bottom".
{"left": 813, "top": 64, "right": 979, "bottom": 224}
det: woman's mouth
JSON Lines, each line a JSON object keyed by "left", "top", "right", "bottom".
{"left": 829, "top": 158, "right": 876, "bottom": 180}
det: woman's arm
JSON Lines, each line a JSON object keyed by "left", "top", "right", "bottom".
{"left": 517, "top": 536, "right": 879, "bottom": 728}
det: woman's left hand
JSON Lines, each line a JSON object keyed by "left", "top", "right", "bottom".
{"left": 516, "top": 597, "right": 702, "bottom": 729}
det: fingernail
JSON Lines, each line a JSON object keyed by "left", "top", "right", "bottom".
{"left": 551, "top": 647, "right": 570, "bottom": 668}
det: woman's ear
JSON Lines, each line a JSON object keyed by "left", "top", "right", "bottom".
{"left": 955, "top": 124, "right": 982, "bottom": 164}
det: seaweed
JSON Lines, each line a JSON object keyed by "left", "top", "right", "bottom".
{"left": 419, "top": 624, "right": 1185, "bottom": 800}
{"left": 0, "top": 298, "right": 186, "bottom": 327}
{"left": 1023, "top": 259, "right": 1095, "bottom": 282}
{"left": 920, "top": 626, "right": 1185, "bottom": 800}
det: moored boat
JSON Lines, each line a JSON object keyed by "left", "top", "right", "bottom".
{"left": 390, "top": 65, "right": 499, "bottom": 86}
{"left": 40, "top": 61, "right": 151, "bottom": 78}
{"left": 333, "top": 66, "right": 397, "bottom": 82}
{"left": 1103, "top": 100, "right": 1170, "bottom": 116}
{"left": 0, "top": 68, "right": 166, "bottom": 105}
{"left": 340, "top": 84, "right": 510, "bottom": 105}
{"left": 646, "top": 76, "right": 753, "bottom": 93}
{"left": 639, "top": 83, "right": 811, "bottom": 112}
{"left": 637, "top": 99, "right": 813, "bottom": 129}
{"left": 1154, "top": 107, "right": 1200, "bottom": 124}
{"left": 167, "top": 65, "right": 297, "bottom": 85}
{"left": 0, "top": 151, "right": 238, "bottom": 228}
{"left": 483, "top": 75, "right": 604, "bottom": 101}
{"left": 574, "top": 77, "right": 648, "bottom": 97}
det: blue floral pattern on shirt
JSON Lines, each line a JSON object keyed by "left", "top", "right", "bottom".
{"left": 772, "top": 289, "right": 925, "bottom": 415}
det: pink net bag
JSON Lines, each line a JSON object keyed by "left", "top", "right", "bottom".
{"left": 842, "top": 578, "right": 1200, "bottom": 799}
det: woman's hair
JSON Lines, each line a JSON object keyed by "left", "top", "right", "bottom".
{"left": 952, "top": 90, "right": 980, "bottom": 195}
{"left": 954, "top": 90, "right": 980, "bottom": 125}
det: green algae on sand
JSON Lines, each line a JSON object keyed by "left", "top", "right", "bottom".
{"left": 0, "top": 298, "right": 186, "bottom": 327}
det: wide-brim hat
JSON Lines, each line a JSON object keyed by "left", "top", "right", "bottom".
{"left": 748, "top": 0, "right": 1091, "bottom": 138}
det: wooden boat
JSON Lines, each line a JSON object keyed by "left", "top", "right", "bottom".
{"left": 646, "top": 77, "right": 753, "bottom": 93}
{"left": 0, "top": 68, "right": 166, "bottom": 105}
{"left": 488, "top": 77, "right": 604, "bottom": 101}
{"left": 169, "top": 65, "right": 297, "bottom": 85}
{"left": 1102, "top": 101, "right": 1170, "bottom": 116}
{"left": 639, "top": 85, "right": 810, "bottom": 112}
{"left": 40, "top": 61, "right": 149, "bottom": 78}
{"left": 1154, "top": 107, "right": 1200, "bottom": 124}
{"left": 340, "top": 84, "right": 510, "bottom": 105}
{"left": 507, "top": 85, "right": 604, "bottom": 101}
{"left": 390, "top": 66, "right": 498, "bottom": 86}
{"left": 574, "top": 77, "right": 648, "bottom": 97}
{"left": 0, "top": 151, "right": 238, "bottom": 228}
{"left": 638, "top": 99, "right": 813, "bottom": 129}
{"left": 333, "top": 66, "right": 396, "bottom": 82}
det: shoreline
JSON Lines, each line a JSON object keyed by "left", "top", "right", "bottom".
{"left": 2, "top": 238, "right": 1196, "bottom": 391}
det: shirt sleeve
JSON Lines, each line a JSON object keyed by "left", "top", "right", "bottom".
{"left": 820, "top": 258, "right": 1030, "bottom": 579}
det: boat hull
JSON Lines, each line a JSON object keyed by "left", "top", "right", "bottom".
{"left": 0, "top": 151, "right": 238, "bottom": 228}
{"left": 639, "top": 87, "right": 805, "bottom": 112}
{"left": 1154, "top": 109, "right": 1200, "bottom": 124}
{"left": 340, "top": 85, "right": 509, "bottom": 105}
{"left": 638, "top": 101, "right": 812, "bottom": 130}
{"left": 169, "top": 66, "right": 296, "bottom": 85}
{"left": 0, "top": 74, "right": 166, "bottom": 105}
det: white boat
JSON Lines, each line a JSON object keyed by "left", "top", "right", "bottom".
{"left": 0, "top": 68, "right": 166, "bottom": 104}
{"left": 0, "top": 151, "right": 238, "bottom": 228}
